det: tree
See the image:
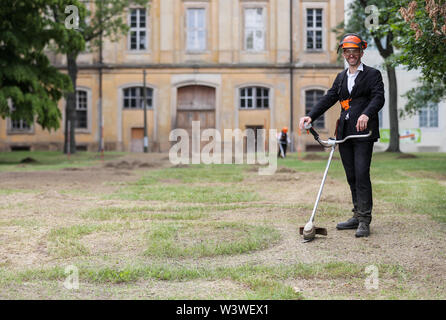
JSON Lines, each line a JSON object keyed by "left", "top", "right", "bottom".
{"left": 48, "top": 0, "right": 149, "bottom": 154}
{"left": 0, "top": 0, "right": 76, "bottom": 131}
{"left": 335, "top": 0, "right": 402, "bottom": 152}
{"left": 397, "top": 0, "right": 446, "bottom": 116}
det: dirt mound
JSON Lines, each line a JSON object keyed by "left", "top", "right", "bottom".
{"left": 62, "top": 167, "right": 83, "bottom": 171}
{"left": 104, "top": 161, "right": 133, "bottom": 170}
{"left": 171, "top": 164, "right": 189, "bottom": 168}
{"left": 276, "top": 167, "right": 297, "bottom": 173}
{"left": 104, "top": 162, "right": 115, "bottom": 168}
{"left": 138, "top": 162, "right": 155, "bottom": 168}
{"left": 302, "top": 154, "right": 326, "bottom": 161}
{"left": 116, "top": 161, "right": 132, "bottom": 169}
{"left": 397, "top": 153, "right": 418, "bottom": 159}
{"left": 20, "top": 157, "right": 38, "bottom": 164}
{"left": 104, "top": 160, "right": 156, "bottom": 170}
{"left": 244, "top": 165, "right": 261, "bottom": 172}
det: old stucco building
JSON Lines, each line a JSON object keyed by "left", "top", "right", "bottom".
{"left": 0, "top": 0, "right": 344, "bottom": 153}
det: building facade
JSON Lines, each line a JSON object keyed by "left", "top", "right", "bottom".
{"left": 0, "top": 0, "right": 345, "bottom": 153}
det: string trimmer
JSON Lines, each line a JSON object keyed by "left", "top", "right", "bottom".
{"left": 299, "top": 123, "right": 372, "bottom": 242}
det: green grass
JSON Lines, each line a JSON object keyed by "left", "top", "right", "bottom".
{"left": 374, "top": 177, "right": 446, "bottom": 222}
{"left": 144, "top": 222, "right": 281, "bottom": 258}
{"left": 0, "top": 188, "right": 35, "bottom": 195}
{"left": 106, "top": 164, "right": 259, "bottom": 203}
{"left": 0, "top": 262, "right": 409, "bottom": 284}
{"left": 0, "top": 151, "right": 124, "bottom": 172}
{"left": 0, "top": 261, "right": 409, "bottom": 299}
{"left": 135, "top": 164, "right": 246, "bottom": 184}
{"left": 108, "top": 184, "right": 260, "bottom": 203}
{"left": 0, "top": 218, "right": 42, "bottom": 228}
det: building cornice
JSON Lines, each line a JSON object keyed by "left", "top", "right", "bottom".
{"left": 54, "top": 63, "right": 343, "bottom": 70}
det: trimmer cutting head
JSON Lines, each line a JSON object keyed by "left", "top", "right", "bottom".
{"left": 303, "top": 221, "right": 316, "bottom": 241}
{"left": 299, "top": 223, "right": 328, "bottom": 242}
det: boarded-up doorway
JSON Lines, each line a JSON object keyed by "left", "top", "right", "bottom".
{"left": 176, "top": 85, "right": 216, "bottom": 151}
{"left": 130, "top": 128, "right": 144, "bottom": 152}
{"left": 245, "top": 125, "right": 264, "bottom": 153}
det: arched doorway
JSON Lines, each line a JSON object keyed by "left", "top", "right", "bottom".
{"left": 176, "top": 85, "right": 216, "bottom": 150}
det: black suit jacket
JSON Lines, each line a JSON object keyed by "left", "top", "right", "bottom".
{"left": 307, "top": 64, "right": 385, "bottom": 141}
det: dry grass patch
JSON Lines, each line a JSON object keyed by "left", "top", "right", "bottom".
{"left": 144, "top": 222, "right": 281, "bottom": 258}
{"left": 47, "top": 222, "right": 135, "bottom": 258}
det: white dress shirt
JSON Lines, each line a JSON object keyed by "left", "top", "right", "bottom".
{"left": 347, "top": 63, "right": 363, "bottom": 94}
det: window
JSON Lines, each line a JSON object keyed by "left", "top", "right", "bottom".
{"left": 240, "top": 87, "right": 269, "bottom": 109}
{"left": 419, "top": 104, "right": 438, "bottom": 128}
{"left": 123, "top": 87, "right": 153, "bottom": 109}
{"left": 76, "top": 90, "right": 88, "bottom": 129}
{"left": 129, "top": 8, "right": 147, "bottom": 50}
{"left": 9, "top": 105, "right": 32, "bottom": 133}
{"left": 11, "top": 119, "right": 31, "bottom": 131}
{"left": 305, "top": 90, "right": 325, "bottom": 128}
{"left": 244, "top": 8, "right": 265, "bottom": 51}
{"left": 306, "top": 9, "right": 323, "bottom": 50}
{"left": 186, "top": 8, "right": 206, "bottom": 51}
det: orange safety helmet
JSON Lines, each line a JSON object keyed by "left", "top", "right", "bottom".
{"left": 282, "top": 127, "right": 288, "bottom": 133}
{"left": 337, "top": 33, "right": 367, "bottom": 53}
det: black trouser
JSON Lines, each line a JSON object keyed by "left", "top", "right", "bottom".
{"left": 338, "top": 139, "right": 374, "bottom": 224}
{"left": 278, "top": 143, "right": 287, "bottom": 157}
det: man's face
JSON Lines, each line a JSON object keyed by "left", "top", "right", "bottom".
{"left": 343, "top": 48, "right": 363, "bottom": 66}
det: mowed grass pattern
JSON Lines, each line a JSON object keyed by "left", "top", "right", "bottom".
{"left": 107, "top": 164, "right": 260, "bottom": 203}
{"left": 144, "top": 222, "right": 281, "bottom": 258}
{"left": 47, "top": 223, "right": 131, "bottom": 258}
{"left": 110, "top": 184, "right": 260, "bottom": 203}
{"left": 0, "top": 151, "right": 445, "bottom": 299}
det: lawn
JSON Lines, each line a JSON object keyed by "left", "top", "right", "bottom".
{"left": 0, "top": 151, "right": 444, "bottom": 299}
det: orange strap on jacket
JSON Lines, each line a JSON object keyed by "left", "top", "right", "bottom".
{"left": 340, "top": 98, "right": 352, "bottom": 111}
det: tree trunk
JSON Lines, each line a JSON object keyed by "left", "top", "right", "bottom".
{"left": 64, "top": 52, "right": 78, "bottom": 154}
{"left": 385, "top": 64, "right": 400, "bottom": 152}
{"left": 370, "top": 29, "right": 401, "bottom": 153}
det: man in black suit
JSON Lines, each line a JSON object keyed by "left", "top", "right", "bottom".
{"left": 299, "top": 33, "right": 385, "bottom": 237}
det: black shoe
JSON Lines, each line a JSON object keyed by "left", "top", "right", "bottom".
{"left": 336, "top": 217, "right": 359, "bottom": 230}
{"left": 355, "top": 222, "right": 370, "bottom": 237}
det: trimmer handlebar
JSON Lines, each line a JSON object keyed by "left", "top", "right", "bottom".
{"left": 307, "top": 126, "right": 320, "bottom": 141}
{"left": 303, "top": 123, "right": 372, "bottom": 148}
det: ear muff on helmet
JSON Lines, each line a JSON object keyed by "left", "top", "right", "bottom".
{"left": 337, "top": 33, "right": 368, "bottom": 53}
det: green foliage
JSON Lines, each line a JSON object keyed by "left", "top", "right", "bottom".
{"left": 395, "top": 0, "right": 446, "bottom": 113}
{"left": 333, "top": 1, "right": 403, "bottom": 152}
{"left": 0, "top": 0, "right": 82, "bottom": 130}
{"left": 0, "top": 1, "right": 150, "bottom": 141}
{"left": 333, "top": 0, "right": 402, "bottom": 60}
